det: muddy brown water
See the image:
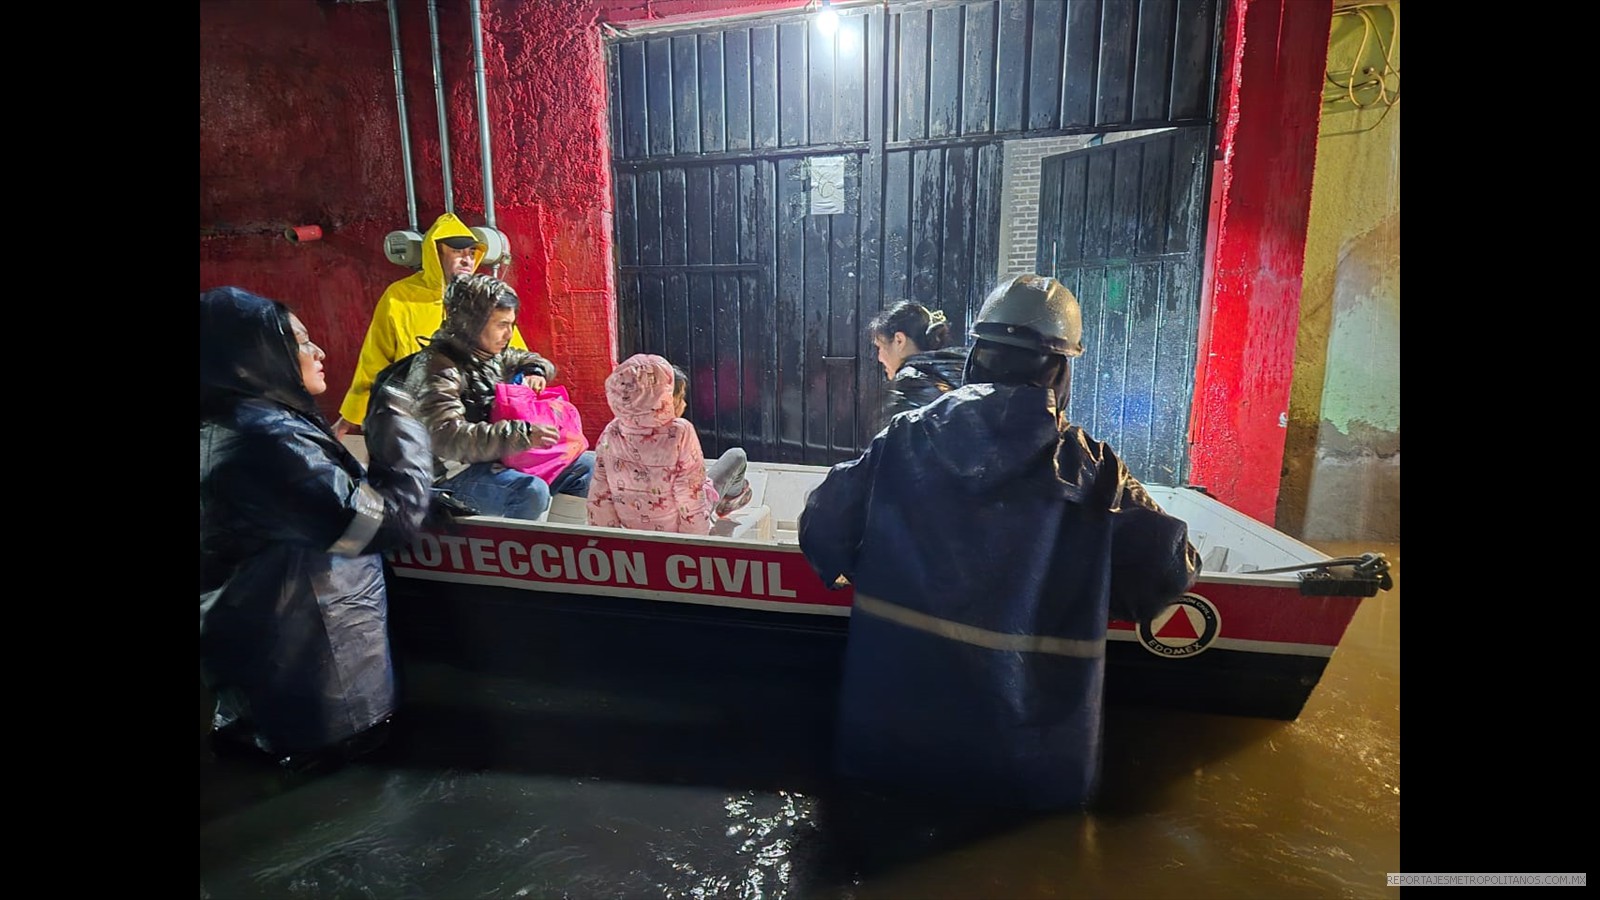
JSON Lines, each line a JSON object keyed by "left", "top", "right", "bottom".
{"left": 200, "top": 540, "right": 1399, "bottom": 899}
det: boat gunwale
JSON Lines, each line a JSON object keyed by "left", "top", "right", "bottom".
{"left": 413, "top": 460, "right": 1328, "bottom": 585}
{"left": 406, "top": 510, "right": 1314, "bottom": 588}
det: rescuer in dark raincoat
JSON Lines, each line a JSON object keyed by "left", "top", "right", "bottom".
{"left": 798, "top": 274, "right": 1201, "bottom": 810}
{"left": 200, "top": 286, "right": 434, "bottom": 769}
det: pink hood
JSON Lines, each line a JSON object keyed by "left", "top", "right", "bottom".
{"left": 605, "top": 354, "right": 677, "bottom": 432}
{"left": 588, "top": 354, "right": 714, "bottom": 534}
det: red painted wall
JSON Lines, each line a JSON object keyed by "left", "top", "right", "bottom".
{"left": 199, "top": 0, "right": 1323, "bottom": 526}
{"left": 200, "top": 0, "right": 410, "bottom": 424}
{"left": 1187, "top": 0, "right": 1332, "bottom": 523}
{"left": 200, "top": 0, "right": 807, "bottom": 441}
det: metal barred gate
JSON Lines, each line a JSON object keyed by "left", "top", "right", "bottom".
{"left": 1038, "top": 126, "right": 1210, "bottom": 485}
{"left": 607, "top": 0, "right": 1220, "bottom": 471}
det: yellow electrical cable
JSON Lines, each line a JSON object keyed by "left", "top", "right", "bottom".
{"left": 1320, "top": 3, "right": 1399, "bottom": 134}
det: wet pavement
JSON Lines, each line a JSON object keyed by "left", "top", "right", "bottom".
{"left": 201, "top": 541, "right": 1399, "bottom": 899}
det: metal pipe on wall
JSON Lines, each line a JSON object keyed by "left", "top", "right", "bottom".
{"left": 388, "top": 0, "right": 419, "bottom": 232}
{"left": 469, "top": 0, "right": 496, "bottom": 229}
{"left": 427, "top": 0, "right": 454, "bottom": 212}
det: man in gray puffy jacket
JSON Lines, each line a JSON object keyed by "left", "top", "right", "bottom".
{"left": 408, "top": 273, "right": 595, "bottom": 520}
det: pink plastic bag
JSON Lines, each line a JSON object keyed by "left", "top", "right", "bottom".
{"left": 491, "top": 382, "right": 590, "bottom": 485}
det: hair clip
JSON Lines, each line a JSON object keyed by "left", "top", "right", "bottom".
{"left": 927, "top": 310, "right": 948, "bottom": 326}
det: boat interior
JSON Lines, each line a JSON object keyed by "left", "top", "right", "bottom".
{"left": 1147, "top": 486, "right": 1329, "bottom": 575}
{"left": 342, "top": 437, "right": 1330, "bottom": 576}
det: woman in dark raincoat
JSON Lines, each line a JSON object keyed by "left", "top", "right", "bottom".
{"left": 200, "top": 286, "right": 433, "bottom": 766}
{"left": 868, "top": 300, "right": 968, "bottom": 428}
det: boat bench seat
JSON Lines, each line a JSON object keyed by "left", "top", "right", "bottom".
{"left": 546, "top": 493, "right": 589, "bottom": 526}
{"left": 1191, "top": 531, "right": 1236, "bottom": 573}
{"left": 547, "top": 493, "right": 773, "bottom": 541}
{"left": 340, "top": 437, "right": 796, "bottom": 547}
{"left": 341, "top": 434, "right": 371, "bottom": 465}
{"left": 713, "top": 505, "right": 773, "bottom": 541}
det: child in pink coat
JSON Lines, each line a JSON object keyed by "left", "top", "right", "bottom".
{"left": 587, "top": 354, "right": 748, "bottom": 534}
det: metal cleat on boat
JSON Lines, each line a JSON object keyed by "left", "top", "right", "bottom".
{"left": 1252, "top": 552, "right": 1394, "bottom": 597}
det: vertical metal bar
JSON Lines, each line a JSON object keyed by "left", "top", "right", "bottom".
{"left": 427, "top": 0, "right": 454, "bottom": 212}
{"left": 469, "top": 0, "right": 496, "bottom": 228}
{"left": 874, "top": 0, "right": 889, "bottom": 305}
{"left": 388, "top": 0, "right": 418, "bottom": 232}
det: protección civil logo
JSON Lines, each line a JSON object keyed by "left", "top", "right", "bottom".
{"left": 1138, "top": 592, "right": 1220, "bottom": 657}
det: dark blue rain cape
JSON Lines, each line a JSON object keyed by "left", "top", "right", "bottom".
{"left": 200, "top": 287, "right": 432, "bottom": 756}
{"left": 798, "top": 383, "right": 1199, "bottom": 809}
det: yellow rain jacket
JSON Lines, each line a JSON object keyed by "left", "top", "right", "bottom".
{"left": 337, "top": 212, "right": 527, "bottom": 424}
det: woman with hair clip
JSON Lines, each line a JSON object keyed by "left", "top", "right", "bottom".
{"left": 867, "top": 300, "right": 967, "bottom": 427}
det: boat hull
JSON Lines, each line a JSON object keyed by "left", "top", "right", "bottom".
{"left": 379, "top": 464, "right": 1385, "bottom": 720}
{"left": 385, "top": 513, "right": 1366, "bottom": 720}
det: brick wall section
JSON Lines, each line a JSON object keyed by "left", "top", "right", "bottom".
{"left": 997, "top": 135, "right": 1094, "bottom": 281}
{"left": 996, "top": 129, "right": 1173, "bottom": 283}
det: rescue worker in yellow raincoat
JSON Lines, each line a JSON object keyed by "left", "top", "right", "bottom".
{"left": 333, "top": 212, "right": 528, "bottom": 437}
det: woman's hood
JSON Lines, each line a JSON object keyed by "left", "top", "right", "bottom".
{"left": 200, "top": 286, "right": 318, "bottom": 421}
{"left": 605, "top": 354, "right": 676, "bottom": 429}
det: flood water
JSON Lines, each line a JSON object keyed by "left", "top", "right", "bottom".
{"left": 200, "top": 540, "right": 1399, "bottom": 899}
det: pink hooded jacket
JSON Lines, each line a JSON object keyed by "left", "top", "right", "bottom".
{"left": 587, "top": 354, "right": 715, "bottom": 534}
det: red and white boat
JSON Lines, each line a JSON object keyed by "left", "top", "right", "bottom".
{"left": 380, "top": 459, "right": 1391, "bottom": 720}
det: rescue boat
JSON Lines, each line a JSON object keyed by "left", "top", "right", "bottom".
{"left": 369, "top": 448, "right": 1391, "bottom": 722}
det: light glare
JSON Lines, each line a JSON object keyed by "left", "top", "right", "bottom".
{"left": 838, "top": 23, "right": 859, "bottom": 54}
{"left": 816, "top": 6, "right": 839, "bottom": 38}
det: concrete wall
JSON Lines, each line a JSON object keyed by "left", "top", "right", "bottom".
{"left": 1277, "top": 1, "right": 1400, "bottom": 542}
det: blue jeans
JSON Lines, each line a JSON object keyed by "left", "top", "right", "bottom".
{"left": 439, "top": 451, "right": 595, "bottom": 521}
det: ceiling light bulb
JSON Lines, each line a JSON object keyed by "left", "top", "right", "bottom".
{"left": 816, "top": 1, "right": 840, "bottom": 38}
